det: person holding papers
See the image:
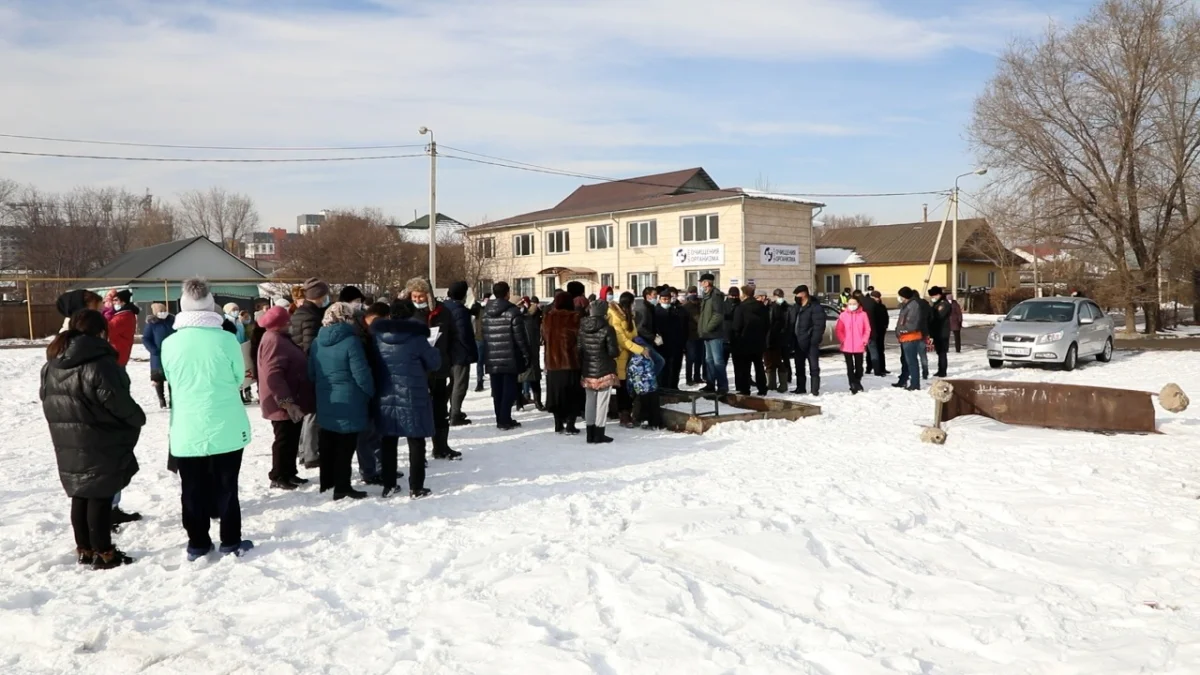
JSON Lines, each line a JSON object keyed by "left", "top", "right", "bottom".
{"left": 398, "top": 277, "right": 462, "bottom": 462}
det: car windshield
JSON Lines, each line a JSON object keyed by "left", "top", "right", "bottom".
{"left": 1005, "top": 301, "right": 1076, "bottom": 323}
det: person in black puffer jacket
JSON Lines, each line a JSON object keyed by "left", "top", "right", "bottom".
{"left": 401, "top": 277, "right": 461, "bottom": 461}
{"left": 788, "top": 285, "right": 827, "bottom": 396}
{"left": 577, "top": 299, "right": 619, "bottom": 444}
{"left": 40, "top": 310, "right": 146, "bottom": 570}
{"left": 731, "top": 287, "right": 770, "bottom": 395}
{"left": 482, "top": 282, "right": 531, "bottom": 430}
{"left": 290, "top": 277, "right": 330, "bottom": 355}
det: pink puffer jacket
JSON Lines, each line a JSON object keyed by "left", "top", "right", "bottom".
{"left": 835, "top": 307, "right": 872, "bottom": 354}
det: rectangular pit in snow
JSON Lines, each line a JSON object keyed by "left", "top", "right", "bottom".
{"left": 658, "top": 390, "right": 821, "bottom": 434}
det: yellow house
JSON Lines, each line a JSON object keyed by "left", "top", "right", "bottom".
{"left": 466, "top": 168, "right": 823, "bottom": 298}
{"left": 815, "top": 219, "right": 1021, "bottom": 307}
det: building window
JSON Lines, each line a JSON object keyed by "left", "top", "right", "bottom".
{"left": 546, "top": 229, "right": 570, "bottom": 255}
{"left": 987, "top": 271, "right": 997, "bottom": 288}
{"left": 681, "top": 214, "right": 719, "bottom": 243}
{"left": 514, "top": 277, "right": 535, "bottom": 299}
{"left": 476, "top": 278, "right": 494, "bottom": 300}
{"left": 957, "top": 270, "right": 968, "bottom": 292}
{"left": 544, "top": 275, "right": 558, "bottom": 298}
{"left": 476, "top": 237, "right": 496, "bottom": 259}
{"left": 600, "top": 273, "right": 614, "bottom": 289}
{"left": 628, "top": 272, "right": 658, "bottom": 294}
{"left": 513, "top": 234, "right": 535, "bottom": 257}
{"left": 685, "top": 270, "right": 720, "bottom": 289}
{"left": 587, "top": 224, "right": 613, "bottom": 251}
{"left": 628, "top": 220, "right": 657, "bottom": 248}
{"left": 854, "top": 274, "right": 871, "bottom": 291}
{"left": 824, "top": 274, "right": 841, "bottom": 295}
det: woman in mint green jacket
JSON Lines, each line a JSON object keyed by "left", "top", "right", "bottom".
{"left": 162, "top": 279, "right": 254, "bottom": 562}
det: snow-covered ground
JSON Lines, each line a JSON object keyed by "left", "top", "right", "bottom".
{"left": 2, "top": 344, "right": 1200, "bottom": 674}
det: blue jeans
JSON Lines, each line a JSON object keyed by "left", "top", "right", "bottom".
{"left": 356, "top": 418, "right": 381, "bottom": 482}
{"left": 703, "top": 339, "right": 728, "bottom": 392}
{"left": 475, "top": 341, "right": 486, "bottom": 386}
{"left": 918, "top": 341, "right": 929, "bottom": 375}
{"left": 901, "top": 340, "right": 924, "bottom": 389}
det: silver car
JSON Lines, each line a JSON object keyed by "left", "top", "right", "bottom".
{"left": 987, "top": 297, "right": 1115, "bottom": 371}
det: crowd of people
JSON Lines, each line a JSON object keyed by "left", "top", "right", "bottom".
{"left": 39, "top": 272, "right": 963, "bottom": 570}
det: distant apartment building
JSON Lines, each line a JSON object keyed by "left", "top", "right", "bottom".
{"left": 242, "top": 228, "right": 297, "bottom": 262}
{"left": 465, "top": 167, "right": 822, "bottom": 299}
{"left": 296, "top": 211, "right": 327, "bottom": 234}
{"left": 0, "top": 225, "right": 19, "bottom": 273}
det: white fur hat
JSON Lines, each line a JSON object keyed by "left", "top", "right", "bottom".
{"left": 180, "top": 278, "right": 216, "bottom": 313}
{"left": 274, "top": 297, "right": 292, "bottom": 309}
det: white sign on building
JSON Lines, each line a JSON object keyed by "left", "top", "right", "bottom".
{"left": 759, "top": 244, "right": 800, "bottom": 266}
{"left": 672, "top": 244, "right": 724, "bottom": 267}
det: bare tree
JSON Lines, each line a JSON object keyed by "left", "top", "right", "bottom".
{"left": 278, "top": 208, "right": 414, "bottom": 295}
{"left": 754, "top": 173, "right": 775, "bottom": 193}
{"left": 177, "top": 187, "right": 259, "bottom": 251}
{"left": 820, "top": 213, "right": 877, "bottom": 229}
{"left": 970, "top": 0, "right": 1200, "bottom": 333}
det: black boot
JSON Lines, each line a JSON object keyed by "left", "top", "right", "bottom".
{"left": 585, "top": 425, "right": 595, "bottom": 443}
{"left": 594, "top": 426, "right": 614, "bottom": 444}
{"left": 811, "top": 376, "right": 821, "bottom": 396}
{"left": 93, "top": 547, "right": 134, "bottom": 570}
{"left": 77, "top": 547, "right": 95, "bottom": 565}
{"left": 564, "top": 417, "right": 580, "bottom": 436}
{"left": 554, "top": 413, "right": 564, "bottom": 434}
{"left": 111, "top": 506, "right": 142, "bottom": 529}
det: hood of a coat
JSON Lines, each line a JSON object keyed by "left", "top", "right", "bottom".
{"left": 55, "top": 289, "right": 92, "bottom": 319}
{"left": 372, "top": 318, "right": 431, "bottom": 345}
{"left": 51, "top": 334, "right": 117, "bottom": 369}
{"left": 484, "top": 298, "right": 515, "bottom": 318}
{"left": 317, "top": 321, "right": 358, "bottom": 347}
{"left": 580, "top": 315, "right": 609, "bottom": 333}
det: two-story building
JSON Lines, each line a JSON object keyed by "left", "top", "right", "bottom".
{"left": 466, "top": 167, "right": 822, "bottom": 299}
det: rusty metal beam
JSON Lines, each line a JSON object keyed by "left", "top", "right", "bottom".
{"left": 939, "top": 379, "right": 1158, "bottom": 434}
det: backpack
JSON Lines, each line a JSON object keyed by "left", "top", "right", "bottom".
{"left": 626, "top": 353, "right": 658, "bottom": 395}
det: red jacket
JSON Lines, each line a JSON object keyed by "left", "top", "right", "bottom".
{"left": 107, "top": 307, "right": 137, "bottom": 367}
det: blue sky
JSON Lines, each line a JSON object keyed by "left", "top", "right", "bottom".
{"left": 0, "top": 0, "right": 1093, "bottom": 229}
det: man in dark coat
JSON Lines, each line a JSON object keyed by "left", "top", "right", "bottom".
{"left": 402, "top": 277, "right": 461, "bottom": 460}
{"left": 633, "top": 286, "right": 658, "bottom": 343}
{"left": 927, "top": 286, "right": 953, "bottom": 378}
{"left": 866, "top": 291, "right": 890, "bottom": 376}
{"left": 788, "top": 285, "right": 827, "bottom": 396}
{"left": 41, "top": 312, "right": 146, "bottom": 568}
{"left": 697, "top": 274, "right": 727, "bottom": 394}
{"left": 290, "top": 277, "right": 330, "bottom": 354}
{"left": 915, "top": 294, "right": 933, "bottom": 379}
{"left": 443, "top": 281, "right": 479, "bottom": 426}
{"left": 483, "top": 281, "right": 532, "bottom": 430}
{"left": 653, "top": 287, "right": 686, "bottom": 390}
{"left": 765, "top": 289, "right": 791, "bottom": 392}
{"left": 731, "top": 287, "right": 770, "bottom": 395}
{"left": 682, "top": 287, "right": 704, "bottom": 386}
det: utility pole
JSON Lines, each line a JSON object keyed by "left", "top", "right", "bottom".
{"left": 953, "top": 168, "right": 988, "bottom": 296}
{"left": 922, "top": 203, "right": 928, "bottom": 222}
{"left": 420, "top": 126, "right": 437, "bottom": 289}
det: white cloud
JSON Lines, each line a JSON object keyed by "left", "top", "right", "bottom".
{"left": 0, "top": 0, "right": 1054, "bottom": 226}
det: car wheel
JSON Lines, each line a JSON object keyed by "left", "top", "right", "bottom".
{"left": 1061, "top": 344, "right": 1078, "bottom": 372}
{"left": 1096, "top": 338, "right": 1114, "bottom": 363}
{"left": 988, "top": 359, "right": 1004, "bottom": 369}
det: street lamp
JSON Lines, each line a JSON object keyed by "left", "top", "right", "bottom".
{"left": 419, "top": 126, "right": 438, "bottom": 289}
{"left": 952, "top": 167, "right": 988, "bottom": 296}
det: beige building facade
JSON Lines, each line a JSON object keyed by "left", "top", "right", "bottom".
{"left": 466, "top": 168, "right": 821, "bottom": 298}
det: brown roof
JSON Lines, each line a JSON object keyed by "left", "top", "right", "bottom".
{"left": 816, "top": 219, "right": 1020, "bottom": 265}
{"left": 475, "top": 167, "right": 733, "bottom": 230}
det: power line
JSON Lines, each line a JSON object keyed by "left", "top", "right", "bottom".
{"left": 439, "top": 150, "right": 950, "bottom": 199}
{"left": 0, "top": 149, "right": 426, "bottom": 163}
{"left": 0, "top": 132, "right": 426, "bottom": 151}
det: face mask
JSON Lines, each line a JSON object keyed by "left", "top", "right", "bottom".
{"left": 699, "top": 287, "right": 710, "bottom": 298}
{"left": 351, "top": 300, "right": 363, "bottom": 309}
{"left": 658, "top": 299, "right": 670, "bottom": 307}
{"left": 320, "top": 296, "right": 331, "bottom": 308}
{"left": 242, "top": 318, "right": 252, "bottom": 325}
{"left": 687, "top": 294, "right": 697, "bottom": 301}
{"left": 157, "top": 312, "right": 169, "bottom": 320}
{"left": 413, "top": 302, "right": 429, "bottom": 309}
{"left": 847, "top": 303, "right": 859, "bottom": 311}
{"left": 113, "top": 303, "right": 123, "bottom": 311}
{"left": 775, "top": 297, "right": 784, "bottom": 305}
